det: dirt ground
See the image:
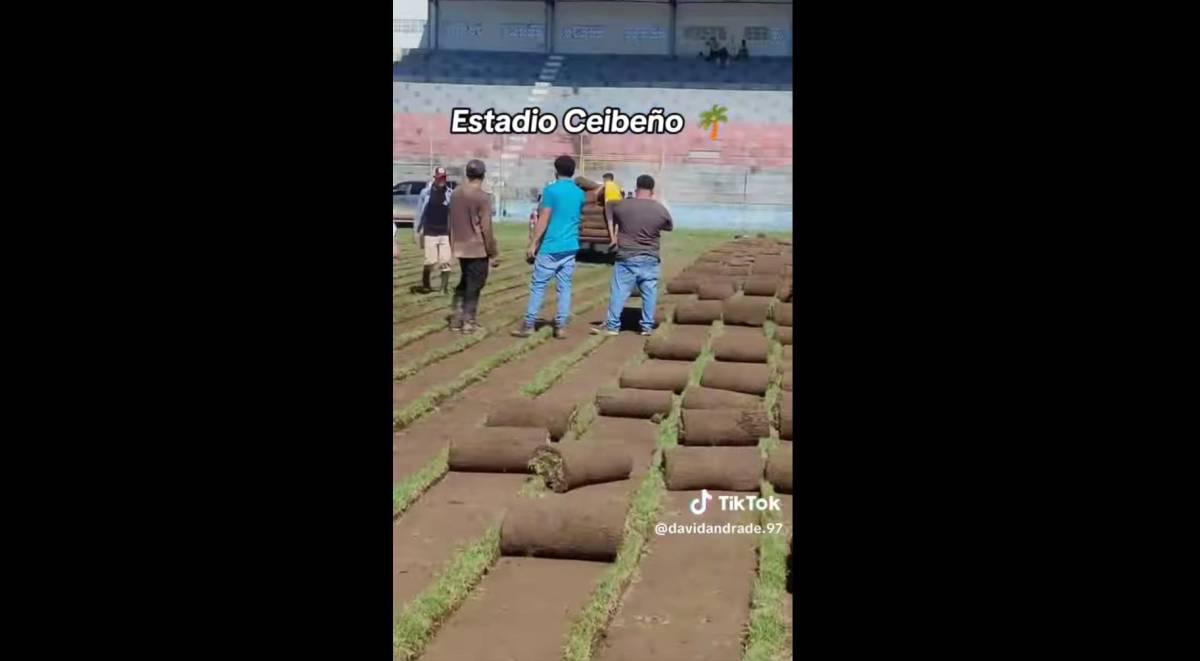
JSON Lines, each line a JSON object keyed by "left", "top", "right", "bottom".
{"left": 392, "top": 229, "right": 794, "bottom": 659}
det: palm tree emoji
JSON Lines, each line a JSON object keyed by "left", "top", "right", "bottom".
{"left": 699, "top": 104, "right": 728, "bottom": 141}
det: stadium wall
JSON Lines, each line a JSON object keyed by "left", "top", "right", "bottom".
{"left": 437, "top": 1, "right": 547, "bottom": 52}
{"left": 677, "top": 1, "right": 792, "bottom": 58}
{"left": 393, "top": 0, "right": 430, "bottom": 52}
{"left": 395, "top": 0, "right": 793, "bottom": 57}
{"left": 554, "top": 1, "right": 671, "bottom": 55}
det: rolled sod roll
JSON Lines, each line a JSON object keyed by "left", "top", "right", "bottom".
{"left": 753, "top": 257, "right": 787, "bottom": 275}
{"left": 697, "top": 281, "right": 737, "bottom": 300}
{"left": 778, "top": 398, "right": 793, "bottom": 440}
{"left": 743, "top": 275, "right": 780, "bottom": 297}
{"left": 766, "top": 444, "right": 793, "bottom": 494}
{"left": 721, "top": 266, "right": 751, "bottom": 276}
{"left": 485, "top": 398, "right": 576, "bottom": 441}
{"left": 722, "top": 296, "right": 772, "bottom": 327}
{"left": 500, "top": 496, "right": 627, "bottom": 561}
{"left": 574, "top": 175, "right": 601, "bottom": 191}
{"left": 712, "top": 333, "right": 770, "bottom": 363}
{"left": 701, "top": 361, "right": 770, "bottom": 395}
{"left": 679, "top": 409, "right": 770, "bottom": 446}
{"left": 666, "top": 278, "right": 698, "bottom": 294}
{"left": 689, "top": 263, "right": 724, "bottom": 275}
{"left": 595, "top": 387, "right": 674, "bottom": 418}
{"left": 619, "top": 360, "right": 691, "bottom": 393}
{"left": 580, "top": 232, "right": 611, "bottom": 241}
{"left": 654, "top": 306, "right": 669, "bottom": 324}
{"left": 782, "top": 346, "right": 793, "bottom": 361}
{"left": 775, "top": 326, "right": 793, "bottom": 345}
{"left": 674, "top": 300, "right": 723, "bottom": 325}
{"left": 645, "top": 332, "right": 705, "bottom": 361}
{"left": 682, "top": 386, "right": 764, "bottom": 410}
{"left": 781, "top": 369, "right": 792, "bottom": 392}
{"left": 663, "top": 446, "right": 764, "bottom": 491}
{"left": 774, "top": 303, "right": 793, "bottom": 327}
{"left": 530, "top": 444, "right": 633, "bottom": 493}
{"left": 447, "top": 427, "right": 550, "bottom": 472}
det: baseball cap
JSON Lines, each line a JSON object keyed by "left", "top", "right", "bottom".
{"left": 433, "top": 166, "right": 447, "bottom": 180}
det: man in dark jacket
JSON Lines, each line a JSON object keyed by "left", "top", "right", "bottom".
{"left": 446, "top": 159, "right": 499, "bottom": 334}
{"left": 415, "top": 166, "right": 454, "bottom": 293}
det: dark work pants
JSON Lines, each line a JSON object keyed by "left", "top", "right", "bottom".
{"left": 453, "top": 257, "right": 490, "bottom": 320}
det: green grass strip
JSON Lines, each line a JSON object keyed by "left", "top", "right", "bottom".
{"left": 760, "top": 321, "right": 785, "bottom": 456}
{"left": 742, "top": 481, "right": 790, "bottom": 661}
{"left": 561, "top": 462, "right": 667, "bottom": 661}
{"left": 392, "top": 449, "right": 449, "bottom": 518}
{"left": 394, "top": 329, "right": 490, "bottom": 382}
{"left": 520, "top": 332, "right": 610, "bottom": 397}
{"left": 393, "top": 328, "right": 553, "bottom": 431}
{"left": 392, "top": 274, "right": 608, "bottom": 350}
{"left": 559, "top": 319, "right": 713, "bottom": 661}
{"left": 392, "top": 526, "right": 501, "bottom": 661}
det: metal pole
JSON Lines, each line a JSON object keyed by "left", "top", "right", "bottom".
{"left": 669, "top": 0, "right": 677, "bottom": 58}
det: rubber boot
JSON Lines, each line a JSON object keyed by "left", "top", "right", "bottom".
{"left": 439, "top": 271, "right": 450, "bottom": 295}
{"left": 448, "top": 294, "right": 464, "bottom": 331}
{"left": 420, "top": 265, "right": 432, "bottom": 293}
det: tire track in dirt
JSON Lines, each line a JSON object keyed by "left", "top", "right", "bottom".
{"left": 594, "top": 490, "right": 760, "bottom": 661}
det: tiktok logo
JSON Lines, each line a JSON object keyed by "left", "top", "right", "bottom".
{"left": 690, "top": 489, "right": 713, "bottom": 515}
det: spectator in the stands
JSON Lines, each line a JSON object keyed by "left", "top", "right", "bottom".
{"left": 736, "top": 40, "right": 749, "bottom": 61}
{"left": 716, "top": 39, "right": 730, "bottom": 68}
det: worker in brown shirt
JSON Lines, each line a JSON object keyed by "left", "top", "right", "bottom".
{"left": 447, "top": 159, "right": 499, "bottom": 334}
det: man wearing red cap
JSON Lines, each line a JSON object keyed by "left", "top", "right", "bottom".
{"left": 415, "top": 166, "right": 454, "bottom": 294}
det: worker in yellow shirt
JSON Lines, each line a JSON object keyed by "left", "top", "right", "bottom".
{"left": 602, "top": 173, "right": 623, "bottom": 206}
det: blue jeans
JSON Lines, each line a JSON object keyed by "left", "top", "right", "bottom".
{"left": 524, "top": 251, "right": 577, "bottom": 328}
{"left": 605, "top": 255, "right": 659, "bottom": 332}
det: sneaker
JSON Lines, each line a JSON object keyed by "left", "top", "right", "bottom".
{"left": 462, "top": 321, "right": 481, "bottom": 335}
{"left": 553, "top": 327, "right": 567, "bottom": 340}
{"left": 639, "top": 329, "right": 654, "bottom": 337}
{"left": 590, "top": 328, "right": 620, "bottom": 336}
{"left": 510, "top": 325, "right": 535, "bottom": 338}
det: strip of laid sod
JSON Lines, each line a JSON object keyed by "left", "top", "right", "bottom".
{"left": 391, "top": 292, "right": 609, "bottom": 430}
{"left": 392, "top": 273, "right": 609, "bottom": 350}
{"left": 396, "top": 268, "right": 600, "bottom": 383}
{"left": 392, "top": 448, "right": 449, "bottom": 518}
{"left": 519, "top": 332, "right": 610, "bottom": 396}
{"left": 394, "top": 329, "right": 491, "bottom": 382}
{"left": 392, "top": 270, "right": 530, "bottom": 321}
{"left": 741, "top": 481, "right": 790, "bottom": 661}
{"left": 394, "top": 394, "right": 573, "bottom": 659}
{"left": 393, "top": 327, "right": 553, "bottom": 431}
{"left": 559, "top": 322, "right": 715, "bottom": 661}
{"left": 391, "top": 293, "right": 613, "bottom": 520}
{"left": 392, "top": 526, "right": 501, "bottom": 661}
